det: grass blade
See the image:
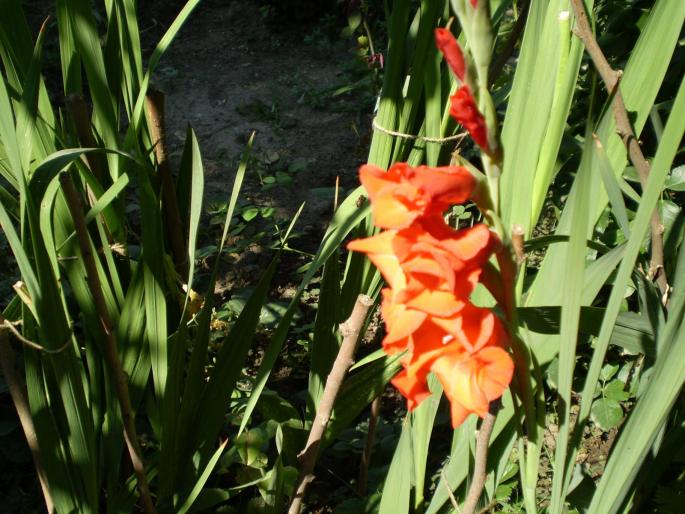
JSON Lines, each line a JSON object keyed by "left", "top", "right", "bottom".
{"left": 549, "top": 134, "right": 593, "bottom": 513}
{"left": 177, "top": 440, "right": 229, "bottom": 514}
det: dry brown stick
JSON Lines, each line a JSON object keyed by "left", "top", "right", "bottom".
{"left": 65, "top": 94, "right": 107, "bottom": 183}
{"left": 0, "top": 332, "right": 54, "bottom": 513}
{"left": 489, "top": 0, "right": 530, "bottom": 87}
{"left": 441, "top": 468, "right": 461, "bottom": 513}
{"left": 460, "top": 401, "right": 501, "bottom": 514}
{"left": 60, "top": 172, "right": 157, "bottom": 514}
{"left": 0, "top": 317, "right": 71, "bottom": 354}
{"left": 289, "top": 294, "right": 374, "bottom": 514}
{"left": 65, "top": 95, "right": 115, "bottom": 239}
{"left": 569, "top": 0, "right": 669, "bottom": 301}
{"left": 357, "top": 394, "right": 382, "bottom": 495}
{"left": 145, "top": 87, "right": 188, "bottom": 277}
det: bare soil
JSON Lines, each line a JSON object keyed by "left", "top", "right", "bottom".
{"left": 143, "top": 0, "right": 370, "bottom": 230}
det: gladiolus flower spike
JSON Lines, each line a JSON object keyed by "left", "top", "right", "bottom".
{"left": 434, "top": 28, "right": 490, "bottom": 153}
{"left": 348, "top": 163, "right": 514, "bottom": 428}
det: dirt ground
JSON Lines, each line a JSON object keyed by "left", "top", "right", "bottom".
{"left": 143, "top": 0, "right": 371, "bottom": 230}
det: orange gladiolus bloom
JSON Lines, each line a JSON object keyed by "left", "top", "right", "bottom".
{"left": 349, "top": 161, "right": 513, "bottom": 427}
{"left": 359, "top": 163, "right": 474, "bottom": 229}
{"left": 390, "top": 312, "right": 512, "bottom": 427}
{"left": 432, "top": 345, "right": 514, "bottom": 427}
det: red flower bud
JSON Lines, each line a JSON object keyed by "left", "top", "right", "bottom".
{"left": 434, "top": 28, "right": 465, "bottom": 81}
{"left": 450, "top": 85, "right": 489, "bottom": 151}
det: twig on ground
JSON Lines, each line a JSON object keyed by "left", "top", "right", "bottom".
{"left": 460, "top": 401, "right": 501, "bottom": 514}
{"left": 60, "top": 172, "right": 157, "bottom": 514}
{"left": 288, "top": 294, "right": 374, "bottom": 514}
{"left": 441, "top": 468, "right": 462, "bottom": 513}
{"left": 357, "top": 394, "right": 382, "bottom": 495}
{"left": 0, "top": 316, "right": 71, "bottom": 354}
{"left": 569, "top": 0, "right": 669, "bottom": 302}
{"left": 0, "top": 332, "right": 54, "bottom": 513}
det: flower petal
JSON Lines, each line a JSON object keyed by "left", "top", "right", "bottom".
{"left": 358, "top": 163, "right": 475, "bottom": 229}
{"left": 392, "top": 370, "right": 432, "bottom": 411}
{"left": 475, "top": 346, "right": 515, "bottom": 401}
{"left": 348, "top": 231, "right": 406, "bottom": 290}
{"left": 431, "top": 345, "right": 514, "bottom": 427}
{"left": 359, "top": 164, "right": 392, "bottom": 199}
{"left": 407, "top": 165, "right": 474, "bottom": 206}
{"left": 431, "top": 304, "right": 503, "bottom": 353}
{"left": 443, "top": 224, "right": 495, "bottom": 262}
{"left": 372, "top": 193, "right": 420, "bottom": 229}
{"left": 382, "top": 294, "right": 427, "bottom": 345}
{"left": 402, "top": 289, "right": 466, "bottom": 317}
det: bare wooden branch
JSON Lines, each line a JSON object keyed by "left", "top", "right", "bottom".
{"left": 569, "top": 0, "right": 669, "bottom": 301}
{"left": 60, "top": 172, "right": 157, "bottom": 514}
{"left": 0, "top": 331, "right": 54, "bottom": 513}
{"left": 65, "top": 94, "right": 107, "bottom": 182}
{"left": 460, "top": 401, "right": 501, "bottom": 514}
{"left": 289, "top": 294, "right": 374, "bottom": 514}
{"left": 145, "top": 87, "right": 188, "bottom": 277}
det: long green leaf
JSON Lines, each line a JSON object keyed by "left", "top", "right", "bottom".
{"left": 576, "top": 73, "right": 685, "bottom": 511}
{"left": 177, "top": 440, "right": 229, "bottom": 514}
{"left": 178, "top": 127, "right": 204, "bottom": 313}
{"left": 549, "top": 133, "right": 593, "bottom": 514}
{"left": 169, "top": 135, "right": 253, "bottom": 494}
{"left": 411, "top": 375, "right": 442, "bottom": 511}
{"left": 379, "top": 418, "right": 413, "bottom": 514}
{"left": 307, "top": 247, "right": 341, "bottom": 422}
{"left": 527, "top": 0, "right": 685, "bottom": 309}
{"left": 128, "top": 0, "right": 202, "bottom": 134}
